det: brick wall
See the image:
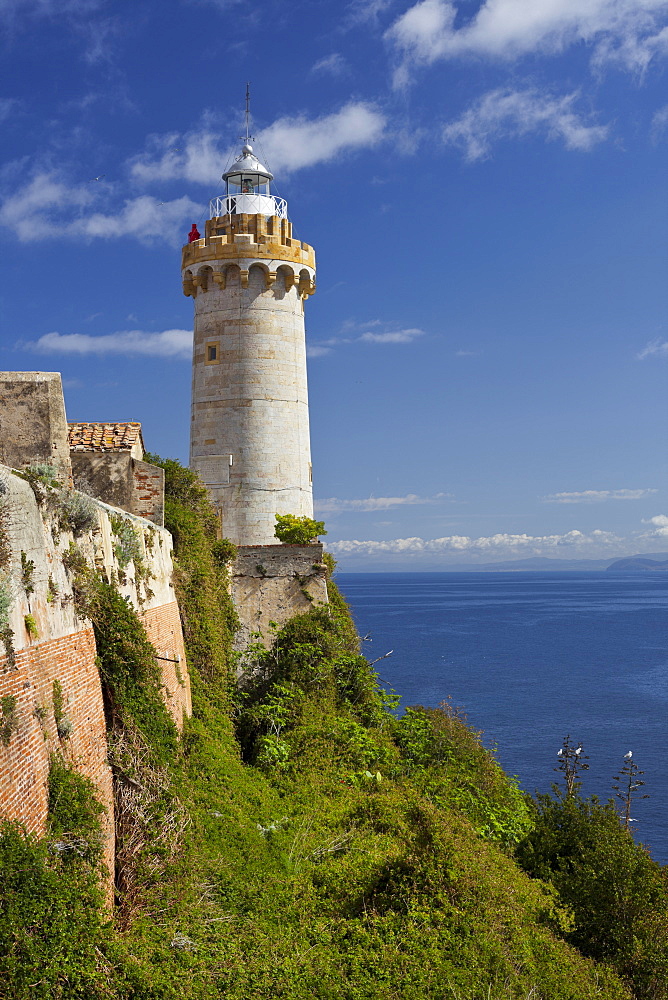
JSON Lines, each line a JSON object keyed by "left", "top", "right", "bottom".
{"left": 141, "top": 601, "right": 191, "bottom": 729}
{"left": 0, "top": 629, "right": 114, "bottom": 880}
{"left": 132, "top": 459, "right": 165, "bottom": 526}
{"left": 0, "top": 460, "right": 190, "bottom": 902}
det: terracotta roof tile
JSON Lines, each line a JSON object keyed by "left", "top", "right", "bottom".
{"left": 68, "top": 422, "right": 145, "bottom": 454}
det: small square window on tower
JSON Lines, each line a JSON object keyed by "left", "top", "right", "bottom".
{"left": 205, "top": 341, "right": 220, "bottom": 365}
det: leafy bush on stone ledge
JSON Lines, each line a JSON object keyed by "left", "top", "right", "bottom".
{"left": 211, "top": 537, "right": 237, "bottom": 564}
{"left": 17, "top": 463, "right": 60, "bottom": 504}
{"left": 274, "top": 513, "right": 326, "bottom": 544}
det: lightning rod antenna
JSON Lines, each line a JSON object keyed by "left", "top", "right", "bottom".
{"left": 244, "top": 82, "right": 252, "bottom": 143}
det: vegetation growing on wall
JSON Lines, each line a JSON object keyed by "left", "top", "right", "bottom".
{"left": 0, "top": 695, "right": 18, "bottom": 745}
{"left": 145, "top": 455, "right": 239, "bottom": 686}
{"left": 58, "top": 489, "right": 98, "bottom": 536}
{"left": 274, "top": 512, "right": 327, "bottom": 544}
{"left": 2, "top": 458, "right": 667, "bottom": 999}
{"left": 0, "top": 480, "right": 11, "bottom": 570}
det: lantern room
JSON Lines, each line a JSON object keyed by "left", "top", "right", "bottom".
{"left": 208, "top": 143, "right": 287, "bottom": 220}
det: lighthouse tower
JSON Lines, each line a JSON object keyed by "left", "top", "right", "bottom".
{"left": 182, "top": 140, "right": 316, "bottom": 546}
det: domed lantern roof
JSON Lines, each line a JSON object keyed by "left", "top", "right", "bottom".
{"left": 223, "top": 144, "right": 273, "bottom": 184}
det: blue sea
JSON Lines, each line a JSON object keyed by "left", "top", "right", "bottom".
{"left": 336, "top": 571, "right": 668, "bottom": 864}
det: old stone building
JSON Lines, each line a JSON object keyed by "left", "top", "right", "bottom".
{"left": 68, "top": 421, "right": 165, "bottom": 526}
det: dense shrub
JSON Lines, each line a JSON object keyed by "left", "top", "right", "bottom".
{"left": 146, "top": 454, "right": 238, "bottom": 686}
{"left": 517, "top": 790, "right": 668, "bottom": 998}
{"left": 0, "top": 760, "right": 106, "bottom": 1000}
{"left": 395, "top": 704, "right": 533, "bottom": 847}
{"left": 92, "top": 579, "right": 179, "bottom": 761}
{"left": 274, "top": 513, "right": 326, "bottom": 544}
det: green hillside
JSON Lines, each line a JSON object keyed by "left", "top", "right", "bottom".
{"left": 2, "top": 460, "right": 666, "bottom": 1000}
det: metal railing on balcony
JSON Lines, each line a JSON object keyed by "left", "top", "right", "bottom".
{"left": 209, "top": 194, "right": 288, "bottom": 220}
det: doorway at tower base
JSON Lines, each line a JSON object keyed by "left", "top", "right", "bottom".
{"left": 230, "top": 543, "right": 328, "bottom": 659}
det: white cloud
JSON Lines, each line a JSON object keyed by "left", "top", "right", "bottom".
{"left": 0, "top": 171, "right": 202, "bottom": 244}
{"left": 642, "top": 514, "right": 668, "bottom": 537}
{"left": 75, "top": 195, "right": 200, "bottom": 243}
{"left": 359, "top": 327, "right": 423, "bottom": 343}
{"left": 442, "top": 88, "right": 610, "bottom": 161}
{"left": 637, "top": 338, "right": 668, "bottom": 359}
{"left": 257, "top": 102, "right": 387, "bottom": 174}
{"left": 651, "top": 103, "right": 668, "bottom": 139}
{"left": 315, "top": 492, "right": 452, "bottom": 513}
{"left": 311, "top": 53, "right": 348, "bottom": 76}
{"left": 328, "top": 528, "right": 623, "bottom": 558}
{"left": 386, "top": 0, "right": 668, "bottom": 84}
{"left": 308, "top": 319, "right": 425, "bottom": 356}
{"left": 306, "top": 345, "right": 335, "bottom": 358}
{"left": 129, "top": 102, "right": 387, "bottom": 187}
{"left": 346, "top": 0, "right": 394, "bottom": 24}
{"left": 543, "top": 488, "right": 658, "bottom": 503}
{"left": 129, "top": 131, "right": 227, "bottom": 186}
{"left": 22, "top": 329, "right": 193, "bottom": 359}
{"left": 0, "top": 173, "right": 94, "bottom": 239}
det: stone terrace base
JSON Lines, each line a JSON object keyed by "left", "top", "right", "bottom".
{"left": 231, "top": 543, "right": 328, "bottom": 658}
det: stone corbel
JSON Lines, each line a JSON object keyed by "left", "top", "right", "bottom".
{"left": 212, "top": 271, "right": 226, "bottom": 289}
{"left": 266, "top": 271, "right": 277, "bottom": 290}
{"left": 182, "top": 278, "right": 194, "bottom": 297}
{"left": 298, "top": 277, "right": 315, "bottom": 297}
{"left": 283, "top": 272, "right": 296, "bottom": 291}
{"left": 240, "top": 269, "right": 250, "bottom": 288}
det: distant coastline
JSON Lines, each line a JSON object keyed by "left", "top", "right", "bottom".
{"left": 338, "top": 552, "right": 668, "bottom": 573}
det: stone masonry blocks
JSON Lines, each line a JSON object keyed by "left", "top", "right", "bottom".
{"left": 231, "top": 544, "right": 328, "bottom": 653}
{"left": 0, "top": 372, "right": 72, "bottom": 485}
{"left": 187, "top": 223, "right": 316, "bottom": 546}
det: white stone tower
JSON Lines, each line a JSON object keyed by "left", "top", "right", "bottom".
{"left": 182, "top": 141, "right": 316, "bottom": 545}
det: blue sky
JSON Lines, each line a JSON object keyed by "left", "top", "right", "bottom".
{"left": 0, "top": 0, "right": 666, "bottom": 569}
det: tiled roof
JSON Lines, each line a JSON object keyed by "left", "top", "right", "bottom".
{"left": 67, "top": 422, "right": 144, "bottom": 454}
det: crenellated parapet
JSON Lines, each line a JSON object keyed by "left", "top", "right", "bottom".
{"left": 182, "top": 258, "right": 315, "bottom": 299}
{"left": 181, "top": 213, "right": 315, "bottom": 273}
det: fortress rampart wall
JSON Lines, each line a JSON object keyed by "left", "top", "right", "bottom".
{"left": 0, "top": 465, "right": 189, "bottom": 889}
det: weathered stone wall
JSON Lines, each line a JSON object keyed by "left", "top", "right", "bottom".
{"left": 71, "top": 451, "right": 134, "bottom": 516}
{"left": 231, "top": 543, "right": 328, "bottom": 651}
{"left": 0, "top": 372, "right": 72, "bottom": 485}
{"left": 71, "top": 452, "right": 165, "bottom": 527}
{"left": 0, "top": 465, "right": 189, "bottom": 889}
